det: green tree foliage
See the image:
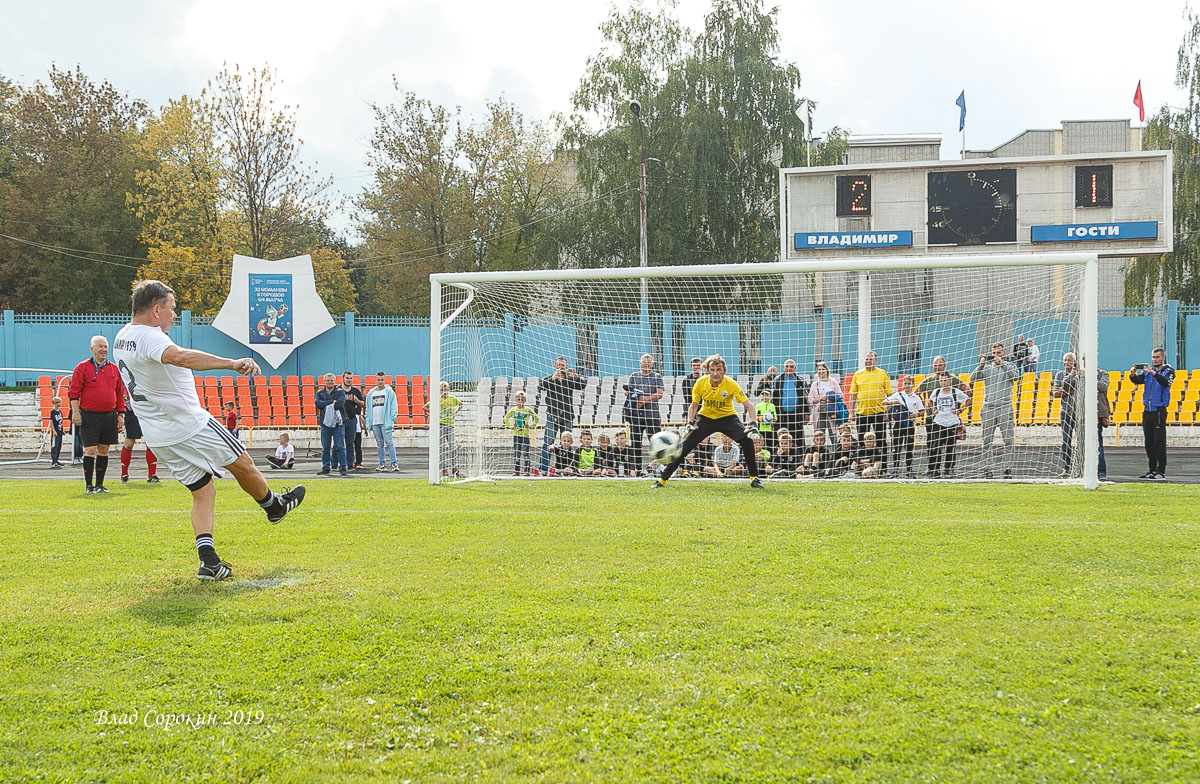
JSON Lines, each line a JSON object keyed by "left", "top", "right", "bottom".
{"left": 355, "top": 88, "right": 566, "bottom": 315}
{"left": 556, "top": 0, "right": 846, "bottom": 286}
{"left": 0, "top": 67, "right": 147, "bottom": 312}
{"left": 128, "top": 68, "right": 354, "bottom": 316}
{"left": 1127, "top": 10, "right": 1200, "bottom": 305}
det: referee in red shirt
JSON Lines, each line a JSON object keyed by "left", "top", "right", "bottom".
{"left": 69, "top": 335, "right": 126, "bottom": 494}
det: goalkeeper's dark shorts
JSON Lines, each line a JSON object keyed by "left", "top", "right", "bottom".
{"left": 660, "top": 414, "right": 758, "bottom": 481}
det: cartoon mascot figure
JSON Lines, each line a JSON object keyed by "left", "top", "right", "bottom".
{"left": 256, "top": 304, "right": 289, "bottom": 343}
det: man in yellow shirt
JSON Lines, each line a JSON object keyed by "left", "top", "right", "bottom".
{"left": 846, "top": 350, "right": 892, "bottom": 468}
{"left": 652, "top": 354, "right": 764, "bottom": 489}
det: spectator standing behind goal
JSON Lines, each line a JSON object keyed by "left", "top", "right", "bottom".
{"left": 970, "top": 342, "right": 1019, "bottom": 479}
{"left": 1011, "top": 334, "right": 1029, "bottom": 373}
{"left": 424, "top": 381, "right": 462, "bottom": 478}
{"left": 111, "top": 280, "right": 305, "bottom": 581}
{"left": 681, "top": 357, "right": 704, "bottom": 399}
{"left": 1052, "top": 352, "right": 1082, "bottom": 478}
{"left": 366, "top": 372, "right": 399, "bottom": 472}
{"left": 1130, "top": 347, "right": 1175, "bottom": 481}
{"left": 1026, "top": 338, "right": 1040, "bottom": 376}
{"left": 846, "top": 351, "right": 891, "bottom": 470}
{"left": 504, "top": 391, "right": 539, "bottom": 476}
{"left": 770, "top": 359, "right": 810, "bottom": 448}
{"left": 69, "top": 335, "right": 126, "bottom": 494}
{"left": 537, "top": 357, "right": 585, "bottom": 475}
{"left": 883, "top": 375, "right": 922, "bottom": 479}
{"left": 926, "top": 371, "right": 968, "bottom": 478}
{"left": 653, "top": 354, "right": 763, "bottom": 489}
{"left": 808, "top": 361, "right": 843, "bottom": 437}
{"left": 622, "top": 354, "right": 665, "bottom": 474}
{"left": 915, "top": 356, "right": 970, "bottom": 452}
{"left": 1096, "top": 368, "right": 1110, "bottom": 481}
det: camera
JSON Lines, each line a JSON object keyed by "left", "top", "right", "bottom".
{"left": 1135, "top": 363, "right": 1149, "bottom": 369}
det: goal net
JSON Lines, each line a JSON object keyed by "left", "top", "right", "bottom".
{"left": 430, "top": 254, "right": 1099, "bottom": 487}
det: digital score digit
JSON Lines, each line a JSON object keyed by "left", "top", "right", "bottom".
{"left": 1075, "top": 165, "right": 1113, "bottom": 208}
{"left": 836, "top": 175, "right": 871, "bottom": 217}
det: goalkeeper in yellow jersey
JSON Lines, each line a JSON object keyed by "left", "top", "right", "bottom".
{"left": 652, "top": 354, "right": 764, "bottom": 489}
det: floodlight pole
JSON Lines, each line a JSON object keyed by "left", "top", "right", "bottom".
{"left": 632, "top": 101, "right": 649, "bottom": 318}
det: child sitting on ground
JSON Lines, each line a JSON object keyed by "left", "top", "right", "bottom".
{"left": 708, "top": 434, "right": 743, "bottom": 478}
{"left": 799, "top": 429, "right": 835, "bottom": 477}
{"left": 266, "top": 432, "right": 295, "bottom": 469}
{"left": 547, "top": 431, "right": 579, "bottom": 476}
{"left": 605, "top": 430, "right": 638, "bottom": 477}
{"left": 576, "top": 430, "right": 600, "bottom": 476}
{"left": 771, "top": 432, "right": 800, "bottom": 478}
{"left": 832, "top": 431, "right": 859, "bottom": 476}
{"left": 855, "top": 431, "right": 884, "bottom": 478}
{"left": 595, "top": 433, "right": 614, "bottom": 476}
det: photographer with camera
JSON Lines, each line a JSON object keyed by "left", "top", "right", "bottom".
{"left": 1052, "top": 352, "right": 1082, "bottom": 477}
{"left": 1129, "top": 348, "right": 1175, "bottom": 480}
{"left": 970, "top": 342, "right": 1020, "bottom": 478}
{"left": 537, "top": 357, "right": 586, "bottom": 475}
{"left": 623, "top": 353, "right": 665, "bottom": 473}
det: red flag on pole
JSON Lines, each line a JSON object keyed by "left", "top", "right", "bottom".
{"left": 1133, "top": 80, "right": 1145, "bottom": 123}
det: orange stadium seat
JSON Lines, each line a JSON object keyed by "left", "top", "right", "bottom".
{"left": 394, "top": 375, "right": 409, "bottom": 387}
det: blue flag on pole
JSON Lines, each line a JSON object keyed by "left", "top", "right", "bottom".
{"left": 956, "top": 90, "right": 966, "bottom": 131}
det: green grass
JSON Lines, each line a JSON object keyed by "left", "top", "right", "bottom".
{"left": 2, "top": 478, "right": 1199, "bottom": 782}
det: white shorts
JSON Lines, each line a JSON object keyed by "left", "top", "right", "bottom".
{"left": 153, "top": 417, "right": 246, "bottom": 489}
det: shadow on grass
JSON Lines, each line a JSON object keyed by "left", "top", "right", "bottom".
{"left": 126, "top": 568, "right": 311, "bottom": 627}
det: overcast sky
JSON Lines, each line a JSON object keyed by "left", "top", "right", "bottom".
{"left": 1, "top": 0, "right": 1190, "bottom": 239}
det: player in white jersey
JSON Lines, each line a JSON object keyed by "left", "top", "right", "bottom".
{"left": 112, "top": 280, "right": 305, "bottom": 581}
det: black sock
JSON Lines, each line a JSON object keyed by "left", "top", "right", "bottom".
{"left": 195, "top": 534, "right": 219, "bottom": 566}
{"left": 95, "top": 455, "right": 109, "bottom": 487}
{"left": 83, "top": 456, "right": 95, "bottom": 488}
{"left": 256, "top": 490, "right": 281, "bottom": 510}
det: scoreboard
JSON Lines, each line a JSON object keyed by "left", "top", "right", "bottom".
{"left": 780, "top": 151, "right": 1172, "bottom": 260}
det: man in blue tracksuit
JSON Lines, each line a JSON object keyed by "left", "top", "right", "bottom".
{"left": 1129, "top": 347, "right": 1175, "bottom": 481}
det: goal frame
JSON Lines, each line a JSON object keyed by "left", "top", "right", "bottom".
{"left": 429, "top": 252, "right": 1100, "bottom": 489}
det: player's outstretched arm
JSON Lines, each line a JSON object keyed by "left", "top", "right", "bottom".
{"left": 161, "top": 345, "right": 261, "bottom": 376}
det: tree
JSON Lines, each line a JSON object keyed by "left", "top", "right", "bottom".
{"left": 129, "top": 68, "right": 355, "bottom": 316}
{"left": 355, "top": 89, "right": 567, "bottom": 315}
{"left": 209, "top": 64, "right": 331, "bottom": 260}
{"left": 0, "top": 66, "right": 147, "bottom": 312}
{"left": 556, "top": 0, "right": 840, "bottom": 287}
{"left": 128, "top": 94, "right": 233, "bottom": 312}
{"left": 1126, "top": 9, "right": 1200, "bottom": 305}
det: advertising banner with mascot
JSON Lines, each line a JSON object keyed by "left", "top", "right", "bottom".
{"left": 213, "top": 254, "right": 334, "bottom": 368}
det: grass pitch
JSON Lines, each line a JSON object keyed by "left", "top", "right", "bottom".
{"left": 1, "top": 478, "right": 1198, "bottom": 782}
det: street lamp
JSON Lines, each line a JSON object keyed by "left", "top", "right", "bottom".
{"left": 630, "top": 100, "right": 649, "bottom": 315}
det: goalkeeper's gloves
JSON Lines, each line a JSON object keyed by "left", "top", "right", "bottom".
{"left": 744, "top": 423, "right": 761, "bottom": 441}
{"left": 682, "top": 420, "right": 698, "bottom": 441}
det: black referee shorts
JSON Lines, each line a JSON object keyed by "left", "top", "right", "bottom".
{"left": 79, "top": 409, "right": 119, "bottom": 447}
{"left": 123, "top": 409, "right": 143, "bottom": 441}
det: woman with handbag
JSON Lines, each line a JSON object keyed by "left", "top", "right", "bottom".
{"left": 925, "top": 371, "right": 968, "bottom": 478}
{"left": 808, "top": 361, "right": 844, "bottom": 436}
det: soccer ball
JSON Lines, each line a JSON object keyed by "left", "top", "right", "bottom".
{"left": 648, "top": 431, "right": 683, "bottom": 464}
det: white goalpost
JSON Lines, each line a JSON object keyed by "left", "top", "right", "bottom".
{"left": 430, "top": 253, "right": 1099, "bottom": 489}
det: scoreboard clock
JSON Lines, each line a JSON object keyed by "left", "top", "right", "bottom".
{"left": 780, "top": 150, "right": 1171, "bottom": 260}
{"left": 926, "top": 169, "right": 1016, "bottom": 246}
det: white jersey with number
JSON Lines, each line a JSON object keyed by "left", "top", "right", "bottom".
{"left": 111, "top": 323, "right": 211, "bottom": 447}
